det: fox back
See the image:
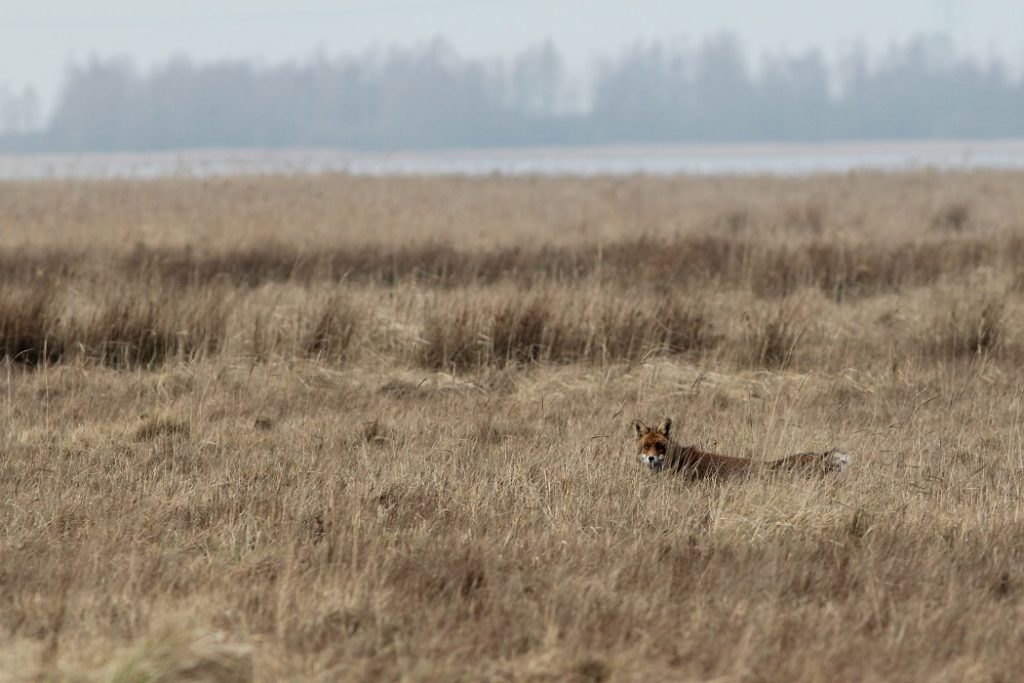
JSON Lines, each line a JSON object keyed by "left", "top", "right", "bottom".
{"left": 633, "top": 417, "right": 850, "bottom": 479}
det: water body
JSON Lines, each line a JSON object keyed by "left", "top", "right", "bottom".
{"left": 2, "top": 139, "right": 1024, "bottom": 180}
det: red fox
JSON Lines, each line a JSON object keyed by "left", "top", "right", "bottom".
{"left": 633, "top": 418, "right": 851, "bottom": 478}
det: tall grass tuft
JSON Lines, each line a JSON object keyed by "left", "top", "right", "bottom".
{"left": 419, "top": 305, "right": 484, "bottom": 371}
{"left": 490, "top": 299, "right": 554, "bottom": 366}
{"left": 416, "top": 293, "right": 719, "bottom": 370}
{"left": 586, "top": 300, "right": 716, "bottom": 364}
{"left": 930, "top": 293, "right": 1006, "bottom": 359}
{"left": 0, "top": 287, "right": 65, "bottom": 365}
{"left": 303, "top": 296, "right": 360, "bottom": 361}
{"left": 83, "top": 292, "right": 228, "bottom": 368}
{"left": 740, "top": 303, "right": 805, "bottom": 369}
{"left": 658, "top": 300, "right": 718, "bottom": 355}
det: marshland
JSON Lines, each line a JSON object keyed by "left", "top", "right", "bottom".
{"left": 3, "top": 170, "right": 1024, "bottom": 681}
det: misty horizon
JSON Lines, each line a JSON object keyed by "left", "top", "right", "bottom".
{"left": 1, "top": 31, "right": 1022, "bottom": 153}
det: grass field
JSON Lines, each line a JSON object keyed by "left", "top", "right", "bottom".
{"left": 3, "top": 170, "right": 1024, "bottom": 682}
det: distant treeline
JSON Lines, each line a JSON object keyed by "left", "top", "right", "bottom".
{"left": 2, "top": 34, "right": 1023, "bottom": 151}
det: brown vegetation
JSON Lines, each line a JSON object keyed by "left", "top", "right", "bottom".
{"left": 2, "top": 170, "right": 1024, "bottom": 681}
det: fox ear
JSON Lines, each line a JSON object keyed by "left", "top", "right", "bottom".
{"left": 657, "top": 417, "right": 673, "bottom": 437}
{"left": 633, "top": 419, "right": 649, "bottom": 437}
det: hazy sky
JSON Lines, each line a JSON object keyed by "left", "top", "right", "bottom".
{"left": 1, "top": 0, "right": 1020, "bottom": 110}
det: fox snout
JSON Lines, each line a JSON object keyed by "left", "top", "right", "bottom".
{"left": 639, "top": 452, "right": 664, "bottom": 470}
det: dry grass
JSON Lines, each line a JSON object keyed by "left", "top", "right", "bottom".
{"left": 2, "top": 170, "right": 1024, "bottom": 682}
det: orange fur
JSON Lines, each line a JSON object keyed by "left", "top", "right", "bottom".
{"left": 633, "top": 417, "right": 850, "bottom": 478}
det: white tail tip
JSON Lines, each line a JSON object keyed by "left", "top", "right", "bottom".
{"left": 827, "top": 449, "right": 852, "bottom": 472}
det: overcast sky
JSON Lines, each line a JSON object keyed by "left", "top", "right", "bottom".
{"left": 1, "top": 0, "right": 1020, "bottom": 111}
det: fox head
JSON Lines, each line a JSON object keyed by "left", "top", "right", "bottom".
{"left": 633, "top": 418, "right": 673, "bottom": 471}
